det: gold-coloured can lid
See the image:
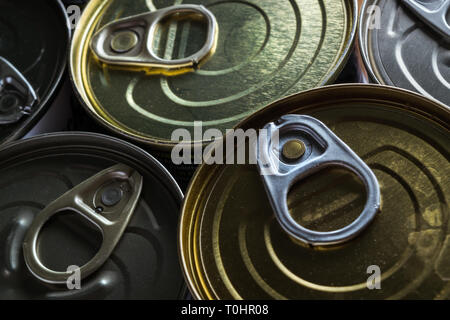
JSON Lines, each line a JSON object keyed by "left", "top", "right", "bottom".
{"left": 180, "top": 84, "right": 450, "bottom": 299}
{"left": 70, "top": 0, "right": 356, "bottom": 149}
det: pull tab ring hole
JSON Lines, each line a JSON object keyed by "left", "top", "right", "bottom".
{"left": 152, "top": 11, "right": 209, "bottom": 61}
{"left": 36, "top": 210, "right": 103, "bottom": 273}
{"left": 287, "top": 166, "right": 367, "bottom": 233}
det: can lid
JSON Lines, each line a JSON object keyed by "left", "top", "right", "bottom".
{"left": 0, "top": 133, "right": 185, "bottom": 299}
{"left": 180, "top": 84, "right": 450, "bottom": 299}
{"left": 71, "top": 0, "right": 357, "bottom": 148}
{"left": 0, "top": 0, "right": 70, "bottom": 144}
{"left": 359, "top": 0, "right": 450, "bottom": 107}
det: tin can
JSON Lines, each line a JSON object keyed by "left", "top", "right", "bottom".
{"left": 70, "top": 0, "right": 357, "bottom": 149}
{"left": 179, "top": 84, "right": 450, "bottom": 299}
{"left": 0, "top": 133, "right": 186, "bottom": 299}
{"left": 0, "top": 0, "right": 71, "bottom": 144}
{"left": 359, "top": 0, "right": 450, "bottom": 107}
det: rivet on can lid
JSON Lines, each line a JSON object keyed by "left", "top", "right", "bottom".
{"left": 282, "top": 139, "right": 306, "bottom": 161}
{"left": 110, "top": 31, "right": 139, "bottom": 53}
{"left": 101, "top": 185, "right": 124, "bottom": 207}
{"left": 0, "top": 93, "right": 20, "bottom": 113}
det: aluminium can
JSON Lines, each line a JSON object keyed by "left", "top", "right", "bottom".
{"left": 70, "top": 0, "right": 358, "bottom": 149}
{"left": 359, "top": 0, "right": 450, "bottom": 107}
{"left": 0, "top": 0, "right": 71, "bottom": 144}
{"left": 0, "top": 132, "right": 186, "bottom": 299}
{"left": 179, "top": 84, "right": 450, "bottom": 299}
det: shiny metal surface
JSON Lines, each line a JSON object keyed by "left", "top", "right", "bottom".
{"left": 0, "top": 0, "right": 69, "bottom": 144}
{"left": 71, "top": 0, "right": 357, "bottom": 149}
{"left": 0, "top": 133, "right": 185, "bottom": 299}
{"left": 257, "top": 115, "right": 380, "bottom": 246}
{"left": 402, "top": 0, "right": 450, "bottom": 41}
{"left": 91, "top": 4, "right": 218, "bottom": 74}
{"left": 180, "top": 84, "right": 450, "bottom": 299}
{"left": 360, "top": 0, "right": 450, "bottom": 107}
{"left": 23, "top": 164, "right": 143, "bottom": 284}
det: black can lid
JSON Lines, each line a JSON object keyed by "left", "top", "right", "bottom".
{"left": 0, "top": 133, "right": 185, "bottom": 299}
{"left": 0, "top": 0, "right": 70, "bottom": 144}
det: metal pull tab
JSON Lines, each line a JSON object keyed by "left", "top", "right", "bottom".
{"left": 402, "top": 0, "right": 450, "bottom": 41}
{"left": 23, "top": 164, "right": 143, "bottom": 284}
{"left": 0, "top": 57, "right": 38, "bottom": 125}
{"left": 256, "top": 115, "right": 381, "bottom": 247}
{"left": 90, "top": 4, "right": 218, "bottom": 74}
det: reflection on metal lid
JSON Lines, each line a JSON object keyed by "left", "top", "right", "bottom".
{"left": 360, "top": 0, "right": 450, "bottom": 107}
{"left": 71, "top": 0, "right": 357, "bottom": 148}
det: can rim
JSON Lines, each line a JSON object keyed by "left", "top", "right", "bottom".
{"left": 320, "top": 0, "right": 358, "bottom": 88}
{"left": 178, "top": 83, "right": 450, "bottom": 300}
{"left": 70, "top": 0, "right": 358, "bottom": 151}
{"left": 0, "top": 131, "right": 183, "bottom": 204}
{"left": 358, "top": 0, "right": 380, "bottom": 85}
{"left": 3, "top": 0, "right": 71, "bottom": 144}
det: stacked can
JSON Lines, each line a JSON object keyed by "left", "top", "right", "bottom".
{"left": 0, "top": 0, "right": 448, "bottom": 301}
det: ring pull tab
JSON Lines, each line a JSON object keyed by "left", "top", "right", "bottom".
{"left": 0, "top": 57, "right": 38, "bottom": 125}
{"left": 256, "top": 115, "right": 381, "bottom": 247}
{"left": 23, "top": 164, "right": 143, "bottom": 284}
{"left": 402, "top": 0, "right": 450, "bottom": 42}
{"left": 90, "top": 4, "right": 218, "bottom": 75}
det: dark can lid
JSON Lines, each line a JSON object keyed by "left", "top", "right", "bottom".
{"left": 0, "top": 0, "right": 70, "bottom": 144}
{"left": 180, "top": 84, "right": 450, "bottom": 299}
{"left": 0, "top": 132, "right": 186, "bottom": 299}
{"left": 359, "top": 0, "right": 450, "bottom": 107}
